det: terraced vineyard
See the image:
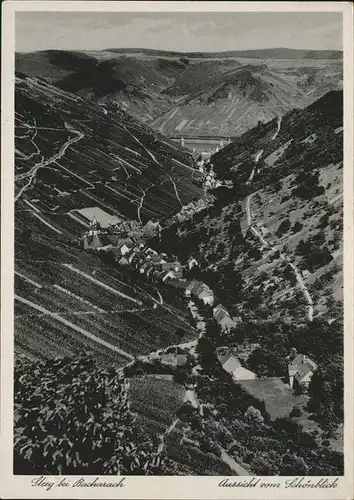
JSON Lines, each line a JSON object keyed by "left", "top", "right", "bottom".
{"left": 14, "top": 75, "right": 201, "bottom": 365}
{"left": 15, "top": 75, "right": 202, "bottom": 222}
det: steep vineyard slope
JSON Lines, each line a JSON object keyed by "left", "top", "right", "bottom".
{"left": 15, "top": 75, "right": 201, "bottom": 221}
{"left": 14, "top": 75, "right": 201, "bottom": 364}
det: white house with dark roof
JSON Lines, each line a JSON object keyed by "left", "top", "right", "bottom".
{"left": 288, "top": 353, "right": 317, "bottom": 389}
{"left": 184, "top": 280, "right": 214, "bottom": 305}
{"left": 218, "top": 353, "right": 256, "bottom": 381}
{"left": 213, "top": 304, "right": 236, "bottom": 331}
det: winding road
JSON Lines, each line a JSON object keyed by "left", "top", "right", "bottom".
{"left": 246, "top": 150, "right": 263, "bottom": 185}
{"left": 244, "top": 114, "right": 314, "bottom": 321}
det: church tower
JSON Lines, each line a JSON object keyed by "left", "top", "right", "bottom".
{"left": 88, "top": 216, "right": 101, "bottom": 236}
{"left": 84, "top": 216, "right": 103, "bottom": 250}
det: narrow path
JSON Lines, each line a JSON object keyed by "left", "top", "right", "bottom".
{"left": 122, "top": 125, "right": 159, "bottom": 165}
{"left": 15, "top": 271, "right": 43, "bottom": 289}
{"left": 24, "top": 199, "right": 41, "bottom": 213}
{"left": 271, "top": 116, "right": 282, "bottom": 141}
{"left": 137, "top": 187, "right": 148, "bottom": 225}
{"left": 157, "top": 418, "right": 179, "bottom": 455}
{"left": 15, "top": 295, "right": 134, "bottom": 361}
{"left": 15, "top": 123, "right": 84, "bottom": 203}
{"left": 30, "top": 211, "right": 63, "bottom": 234}
{"left": 245, "top": 193, "right": 314, "bottom": 322}
{"left": 53, "top": 284, "right": 105, "bottom": 312}
{"left": 246, "top": 150, "right": 263, "bottom": 185}
{"left": 62, "top": 263, "right": 143, "bottom": 305}
{"left": 220, "top": 449, "right": 250, "bottom": 476}
{"left": 279, "top": 252, "right": 314, "bottom": 321}
{"left": 168, "top": 175, "right": 183, "bottom": 208}
{"left": 15, "top": 306, "right": 155, "bottom": 319}
{"left": 156, "top": 291, "right": 164, "bottom": 305}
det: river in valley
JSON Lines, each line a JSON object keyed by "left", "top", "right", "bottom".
{"left": 170, "top": 137, "right": 231, "bottom": 155}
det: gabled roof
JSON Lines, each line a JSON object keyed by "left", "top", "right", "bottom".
{"left": 117, "top": 237, "right": 134, "bottom": 248}
{"left": 185, "top": 280, "right": 198, "bottom": 293}
{"left": 288, "top": 354, "right": 317, "bottom": 377}
{"left": 163, "top": 270, "right": 176, "bottom": 280}
{"left": 140, "top": 262, "right": 150, "bottom": 271}
{"left": 218, "top": 354, "right": 242, "bottom": 373}
{"left": 198, "top": 288, "right": 213, "bottom": 298}
{"left": 145, "top": 263, "right": 155, "bottom": 273}
{"left": 193, "top": 283, "right": 206, "bottom": 295}
{"left": 232, "top": 366, "right": 256, "bottom": 381}
{"left": 214, "top": 306, "right": 230, "bottom": 323}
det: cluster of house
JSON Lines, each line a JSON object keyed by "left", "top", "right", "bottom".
{"left": 112, "top": 240, "right": 183, "bottom": 284}
{"left": 184, "top": 280, "right": 238, "bottom": 332}
{"left": 170, "top": 194, "right": 214, "bottom": 225}
{"left": 77, "top": 206, "right": 182, "bottom": 284}
{"left": 218, "top": 346, "right": 317, "bottom": 392}
{"left": 202, "top": 164, "right": 233, "bottom": 192}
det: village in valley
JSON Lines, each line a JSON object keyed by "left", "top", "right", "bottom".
{"left": 73, "top": 190, "right": 318, "bottom": 410}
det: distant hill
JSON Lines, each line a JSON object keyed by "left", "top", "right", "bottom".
{"left": 16, "top": 50, "right": 342, "bottom": 138}
{"left": 102, "top": 47, "right": 343, "bottom": 60}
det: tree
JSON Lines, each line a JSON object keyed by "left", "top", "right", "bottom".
{"left": 228, "top": 219, "right": 243, "bottom": 238}
{"left": 289, "top": 406, "right": 302, "bottom": 418}
{"left": 14, "top": 354, "right": 160, "bottom": 475}
{"left": 216, "top": 242, "right": 226, "bottom": 256}
{"left": 174, "top": 369, "right": 187, "bottom": 386}
{"left": 248, "top": 247, "right": 262, "bottom": 261}
{"left": 292, "top": 221, "right": 303, "bottom": 233}
{"left": 280, "top": 453, "right": 309, "bottom": 475}
{"left": 251, "top": 452, "right": 280, "bottom": 475}
{"left": 307, "top": 354, "right": 343, "bottom": 431}
{"left": 247, "top": 347, "right": 287, "bottom": 378}
{"left": 244, "top": 406, "right": 264, "bottom": 430}
{"left": 276, "top": 218, "right": 291, "bottom": 237}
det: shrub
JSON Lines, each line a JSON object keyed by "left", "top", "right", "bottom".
{"left": 292, "top": 221, "right": 303, "bottom": 233}
{"left": 290, "top": 406, "right": 302, "bottom": 418}
{"left": 276, "top": 218, "right": 291, "bottom": 237}
{"left": 318, "top": 213, "right": 329, "bottom": 229}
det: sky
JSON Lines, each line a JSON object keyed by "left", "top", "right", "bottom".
{"left": 15, "top": 11, "right": 343, "bottom": 53}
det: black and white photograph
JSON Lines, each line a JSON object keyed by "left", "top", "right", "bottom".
{"left": 1, "top": 2, "right": 353, "bottom": 496}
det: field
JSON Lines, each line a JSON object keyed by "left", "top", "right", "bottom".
{"left": 239, "top": 378, "right": 308, "bottom": 420}
{"left": 128, "top": 376, "right": 185, "bottom": 437}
